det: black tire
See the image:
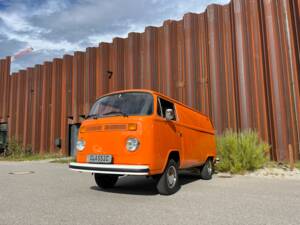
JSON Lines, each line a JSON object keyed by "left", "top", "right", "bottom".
{"left": 200, "top": 158, "right": 213, "bottom": 180}
{"left": 94, "top": 174, "right": 119, "bottom": 189}
{"left": 156, "top": 159, "right": 179, "bottom": 195}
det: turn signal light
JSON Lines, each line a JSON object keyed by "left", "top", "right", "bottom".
{"left": 80, "top": 126, "right": 86, "bottom": 133}
{"left": 128, "top": 123, "right": 137, "bottom": 131}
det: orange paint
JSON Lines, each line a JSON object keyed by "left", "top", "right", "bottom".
{"left": 72, "top": 89, "right": 216, "bottom": 175}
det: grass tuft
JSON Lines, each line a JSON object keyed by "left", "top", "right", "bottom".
{"left": 295, "top": 161, "right": 300, "bottom": 170}
{"left": 0, "top": 137, "right": 66, "bottom": 161}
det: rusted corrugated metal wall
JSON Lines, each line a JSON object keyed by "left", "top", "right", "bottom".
{"left": 0, "top": 0, "right": 299, "bottom": 161}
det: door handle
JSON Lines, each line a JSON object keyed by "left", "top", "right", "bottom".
{"left": 177, "top": 132, "right": 182, "bottom": 137}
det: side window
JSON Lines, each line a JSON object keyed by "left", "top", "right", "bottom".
{"left": 157, "top": 98, "right": 163, "bottom": 117}
{"left": 157, "top": 97, "right": 176, "bottom": 121}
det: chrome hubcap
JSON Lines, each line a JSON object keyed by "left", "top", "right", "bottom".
{"left": 207, "top": 161, "right": 212, "bottom": 175}
{"left": 167, "top": 166, "right": 177, "bottom": 188}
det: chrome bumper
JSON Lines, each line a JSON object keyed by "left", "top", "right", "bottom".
{"left": 69, "top": 162, "right": 149, "bottom": 175}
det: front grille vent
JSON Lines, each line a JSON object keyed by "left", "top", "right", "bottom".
{"left": 83, "top": 124, "right": 127, "bottom": 132}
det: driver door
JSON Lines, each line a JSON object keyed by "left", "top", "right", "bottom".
{"left": 154, "top": 97, "right": 182, "bottom": 168}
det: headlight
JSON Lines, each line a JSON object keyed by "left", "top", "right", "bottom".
{"left": 76, "top": 140, "right": 86, "bottom": 151}
{"left": 126, "top": 138, "right": 139, "bottom": 152}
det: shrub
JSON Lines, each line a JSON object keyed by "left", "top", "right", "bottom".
{"left": 2, "top": 137, "right": 32, "bottom": 158}
{"left": 216, "top": 130, "right": 269, "bottom": 174}
{"left": 295, "top": 161, "right": 300, "bottom": 170}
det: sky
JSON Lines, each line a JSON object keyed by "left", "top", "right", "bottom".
{"left": 0, "top": 0, "right": 229, "bottom": 72}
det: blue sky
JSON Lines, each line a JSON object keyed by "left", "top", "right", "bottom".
{"left": 0, "top": 0, "right": 229, "bottom": 72}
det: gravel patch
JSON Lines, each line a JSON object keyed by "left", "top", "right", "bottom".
{"left": 217, "top": 166, "right": 300, "bottom": 180}
{"left": 245, "top": 167, "right": 300, "bottom": 180}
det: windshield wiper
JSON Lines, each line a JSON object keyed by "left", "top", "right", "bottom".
{"left": 102, "top": 111, "right": 128, "bottom": 117}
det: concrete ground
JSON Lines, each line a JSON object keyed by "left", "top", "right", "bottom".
{"left": 0, "top": 161, "right": 299, "bottom": 225}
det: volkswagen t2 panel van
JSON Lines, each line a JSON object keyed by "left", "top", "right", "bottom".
{"left": 69, "top": 89, "right": 216, "bottom": 195}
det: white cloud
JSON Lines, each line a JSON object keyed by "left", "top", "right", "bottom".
{"left": 0, "top": 0, "right": 229, "bottom": 72}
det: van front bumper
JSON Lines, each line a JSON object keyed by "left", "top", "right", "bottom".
{"left": 69, "top": 162, "right": 149, "bottom": 175}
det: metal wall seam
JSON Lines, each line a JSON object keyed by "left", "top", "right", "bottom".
{"left": 50, "top": 59, "right": 63, "bottom": 153}
{"left": 84, "top": 47, "right": 97, "bottom": 115}
{"left": 15, "top": 71, "right": 26, "bottom": 142}
{"left": 40, "top": 62, "right": 53, "bottom": 153}
{"left": 23, "top": 67, "right": 34, "bottom": 148}
{"left": 111, "top": 38, "right": 125, "bottom": 92}
{"left": 8, "top": 73, "right": 17, "bottom": 139}
{"left": 72, "top": 52, "right": 85, "bottom": 123}
{"left": 96, "top": 43, "right": 110, "bottom": 97}
{"left": 0, "top": 60, "right": 4, "bottom": 122}
{"left": 31, "top": 65, "right": 43, "bottom": 153}
{"left": 61, "top": 55, "right": 73, "bottom": 155}
{"left": 279, "top": 0, "right": 300, "bottom": 159}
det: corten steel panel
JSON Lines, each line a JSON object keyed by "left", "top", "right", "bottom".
{"left": 207, "top": 5, "right": 239, "bottom": 134}
{"left": 161, "top": 20, "right": 177, "bottom": 98}
{"left": 84, "top": 47, "right": 97, "bottom": 115}
{"left": 219, "top": 4, "right": 239, "bottom": 130}
{"left": 197, "top": 13, "right": 210, "bottom": 116}
{"left": 0, "top": 0, "right": 300, "bottom": 160}
{"left": 110, "top": 38, "right": 125, "bottom": 92}
{"left": 50, "top": 59, "right": 63, "bottom": 153}
{"left": 0, "top": 60, "right": 4, "bottom": 121}
{"left": 23, "top": 68, "right": 34, "bottom": 148}
{"left": 279, "top": 0, "right": 300, "bottom": 161}
{"left": 141, "top": 26, "right": 159, "bottom": 90}
{"left": 72, "top": 52, "right": 85, "bottom": 123}
{"left": 175, "top": 21, "right": 186, "bottom": 104}
{"left": 0, "top": 57, "right": 10, "bottom": 123}
{"left": 262, "top": 0, "right": 300, "bottom": 160}
{"left": 40, "top": 62, "right": 53, "bottom": 153}
{"left": 60, "top": 55, "right": 73, "bottom": 155}
{"left": 30, "top": 65, "right": 43, "bottom": 153}
{"left": 291, "top": 0, "right": 300, "bottom": 85}
{"left": 233, "top": 0, "right": 269, "bottom": 140}
{"left": 124, "top": 33, "right": 142, "bottom": 89}
{"left": 15, "top": 70, "right": 27, "bottom": 142}
{"left": 183, "top": 13, "right": 199, "bottom": 109}
{"left": 96, "top": 43, "right": 110, "bottom": 97}
{"left": 4, "top": 57, "right": 11, "bottom": 121}
{"left": 157, "top": 25, "right": 165, "bottom": 94}
{"left": 8, "top": 73, "right": 18, "bottom": 139}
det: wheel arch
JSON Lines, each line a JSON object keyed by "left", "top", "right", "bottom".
{"left": 162, "top": 150, "right": 180, "bottom": 171}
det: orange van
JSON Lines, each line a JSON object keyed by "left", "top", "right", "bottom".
{"left": 69, "top": 89, "right": 216, "bottom": 195}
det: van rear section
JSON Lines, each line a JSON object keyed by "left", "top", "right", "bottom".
{"left": 173, "top": 103, "right": 216, "bottom": 168}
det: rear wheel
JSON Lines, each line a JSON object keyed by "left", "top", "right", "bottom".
{"left": 200, "top": 158, "right": 213, "bottom": 180}
{"left": 94, "top": 174, "right": 119, "bottom": 189}
{"left": 156, "top": 159, "right": 179, "bottom": 195}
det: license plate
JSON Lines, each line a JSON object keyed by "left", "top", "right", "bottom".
{"left": 87, "top": 154, "right": 112, "bottom": 164}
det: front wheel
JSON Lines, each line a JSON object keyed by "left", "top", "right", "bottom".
{"left": 94, "top": 174, "right": 119, "bottom": 189}
{"left": 200, "top": 159, "right": 214, "bottom": 180}
{"left": 156, "top": 159, "right": 180, "bottom": 195}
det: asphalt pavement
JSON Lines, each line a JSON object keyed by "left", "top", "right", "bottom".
{"left": 0, "top": 161, "right": 299, "bottom": 225}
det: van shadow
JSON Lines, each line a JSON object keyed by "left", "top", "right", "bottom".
{"left": 90, "top": 170, "right": 203, "bottom": 196}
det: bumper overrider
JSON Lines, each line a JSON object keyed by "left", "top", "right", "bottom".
{"left": 69, "top": 162, "right": 149, "bottom": 175}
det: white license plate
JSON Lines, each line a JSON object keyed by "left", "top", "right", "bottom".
{"left": 87, "top": 154, "right": 112, "bottom": 164}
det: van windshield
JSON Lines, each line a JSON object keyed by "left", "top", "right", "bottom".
{"left": 88, "top": 92, "right": 153, "bottom": 119}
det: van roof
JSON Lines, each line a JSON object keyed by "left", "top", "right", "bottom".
{"left": 99, "top": 89, "right": 210, "bottom": 118}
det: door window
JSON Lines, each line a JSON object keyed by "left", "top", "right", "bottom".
{"left": 157, "top": 97, "right": 176, "bottom": 121}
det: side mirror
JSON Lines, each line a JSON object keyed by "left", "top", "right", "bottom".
{"left": 165, "top": 109, "right": 175, "bottom": 121}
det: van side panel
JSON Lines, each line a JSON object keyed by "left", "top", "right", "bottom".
{"left": 175, "top": 104, "right": 216, "bottom": 168}
{"left": 152, "top": 117, "right": 182, "bottom": 173}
